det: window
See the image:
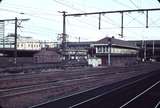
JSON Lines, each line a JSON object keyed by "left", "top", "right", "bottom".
{"left": 34, "top": 57, "right": 38, "bottom": 63}
{"left": 103, "top": 46, "right": 105, "bottom": 53}
{"left": 97, "top": 46, "right": 102, "bottom": 53}
{"left": 111, "top": 47, "right": 114, "bottom": 53}
{"left": 114, "top": 48, "right": 120, "bottom": 53}
{"left": 105, "top": 47, "right": 108, "bottom": 53}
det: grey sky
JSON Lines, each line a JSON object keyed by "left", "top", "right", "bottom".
{"left": 0, "top": 0, "right": 160, "bottom": 41}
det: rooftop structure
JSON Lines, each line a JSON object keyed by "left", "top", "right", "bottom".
{"left": 89, "top": 36, "right": 138, "bottom": 66}
{"left": 129, "top": 40, "right": 160, "bottom": 61}
{"left": 0, "top": 35, "right": 58, "bottom": 50}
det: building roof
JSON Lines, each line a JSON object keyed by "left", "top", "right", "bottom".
{"left": 129, "top": 40, "right": 160, "bottom": 47}
{"left": 66, "top": 41, "right": 94, "bottom": 47}
{"left": 95, "top": 37, "right": 138, "bottom": 49}
{"left": 34, "top": 48, "right": 60, "bottom": 56}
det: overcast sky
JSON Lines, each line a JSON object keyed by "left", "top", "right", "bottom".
{"left": 0, "top": 0, "right": 160, "bottom": 42}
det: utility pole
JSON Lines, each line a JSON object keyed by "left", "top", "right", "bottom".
{"left": 121, "top": 12, "right": 124, "bottom": 38}
{"left": 98, "top": 13, "right": 101, "bottom": 30}
{"left": 59, "top": 11, "right": 67, "bottom": 60}
{"left": 152, "top": 40, "right": 155, "bottom": 58}
{"left": 0, "top": 21, "right": 5, "bottom": 48}
{"left": 62, "top": 11, "right": 66, "bottom": 45}
{"left": 14, "top": 17, "right": 18, "bottom": 65}
{"left": 0, "top": 18, "right": 30, "bottom": 64}
{"left": 65, "top": 8, "right": 160, "bottom": 38}
{"left": 78, "top": 37, "right": 80, "bottom": 43}
{"left": 144, "top": 40, "right": 147, "bottom": 61}
{"left": 146, "top": 11, "right": 149, "bottom": 28}
{"left": 108, "top": 38, "right": 111, "bottom": 66}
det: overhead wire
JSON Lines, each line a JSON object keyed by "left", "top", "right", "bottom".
{"left": 6, "top": 28, "right": 56, "bottom": 40}
{"left": 0, "top": 1, "right": 65, "bottom": 41}
{"left": 128, "top": 0, "right": 139, "bottom": 9}
{"left": 53, "top": 0, "right": 85, "bottom": 12}
{"left": 72, "top": 3, "right": 121, "bottom": 31}
{"left": 112, "top": 0, "right": 133, "bottom": 9}
{"left": 53, "top": 0, "right": 121, "bottom": 30}
{"left": 52, "top": 0, "right": 97, "bottom": 28}
{"left": 67, "top": 0, "right": 121, "bottom": 28}
{"left": 2, "top": 0, "right": 160, "bottom": 40}
{"left": 58, "top": 0, "right": 129, "bottom": 38}
{"left": 149, "top": 16, "right": 160, "bottom": 26}
{"left": 125, "top": 12, "right": 145, "bottom": 27}
{"left": 112, "top": 0, "right": 158, "bottom": 31}
{"left": 2, "top": 2, "right": 60, "bottom": 16}
{"left": 127, "top": 0, "right": 156, "bottom": 28}
{"left": 53, "top": 0, "right": 108, "bottom": 38}
{"left": 53, "top": 0, "right": 127, "bottom": 37}
{"left": 0, "top": 7, "right": 61, "bottom": 22}
{"left": 101, "top": 14, "right": 121, "bottom": 28}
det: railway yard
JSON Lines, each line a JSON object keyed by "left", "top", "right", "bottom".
{"left": 0, "top": 63, "right": 160, "bottom": 108}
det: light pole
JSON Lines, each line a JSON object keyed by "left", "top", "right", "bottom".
{"left": 58, "top": 11, "right": 67, "bottom": 60}
{"left": 152, "top": 40, "right": 155, "bottom": 58}
{"left": 108, "top": 38, "right": 111, "bottom": 66}
{"left": 144, "top": 40, "right": 147, "bottom": 62}
{"left": 0, "top": 17, "right": 30, "bottom": 64}
{"left": 14, "top": 17, "right": 18, "bottom": 65}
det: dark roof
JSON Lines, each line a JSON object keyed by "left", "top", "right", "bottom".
{"left": 67, "top": 41, "right": 94, "bottom": 45}
{"left": 34, "top": 48, "right": 60, "bottom": 56}
{"left": 129, "top": 40, "right": 160, "bottom": 45}
{"left": 95, "top": 37, "right": 137, "bottom": 49}
{"left": 66, "top": 41, "right": 95, "bottom": 47}
{"left": 128, "top": 40, "right": 160, "bottom": 48}
{"left": 44, "top": 47, "right": 59, "bottom": 51}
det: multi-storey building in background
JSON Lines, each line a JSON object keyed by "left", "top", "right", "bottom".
{"left": 0, "top": 34, "right": 58, "bottom": 50}
{"left": 17, "top": 38, "right": 58, "bottom": 50}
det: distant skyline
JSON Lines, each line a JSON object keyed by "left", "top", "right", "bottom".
{"left": 0, "top": 0, "right": 160, "bottom": 41}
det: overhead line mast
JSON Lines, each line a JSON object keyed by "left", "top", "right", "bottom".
{"left": 66, "top": 8, "right": 160, "bottom": 16}
{"left": 64, "top": 8, "right": 160, "bottom": 38}
{"left": 0, "top": 18, "right": 30, "bottom": 64}
{"left": 59, "top": 8, "right": 160, "bottom": 60}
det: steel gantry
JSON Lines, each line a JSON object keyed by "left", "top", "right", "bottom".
{"left": 60, "top": 8, "right": 160, "bottom": 40}
{"left": 59, "top": 8, "right": 160, "bottom": 62}
{"left": 0, "top": 18, "right": 30, "bottom": 64}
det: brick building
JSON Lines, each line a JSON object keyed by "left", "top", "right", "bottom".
{"left": 33, "top": 48, "right": 61, "bottom": 64}
{"left": 89, "top": 37, "right": 138, "bottom": 66}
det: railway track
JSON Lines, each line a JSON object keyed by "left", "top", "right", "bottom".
{"left": 120, "top": 80, "right": 160, "bottom": 108}
{"left": 0, "top": 70, "right": 139, "bottom": 98}
{"left": 0, "top": 66, "right": 129, "bottom": 89}
{"left": 70, "top": 70, "right": 160, "bottom": 108}
{"left": 0, "top": 72, "right": 118, "bottom": 108}
{"left": 0, "top": 63, "right": 159, "bottom": 89}
{"left": 0, "top": 73, "right": 109, "bottom": 97}
{"left": 0, "top": 63, "right": 160, "bottom": 108}
{"left": 30, "top": 69, "right": 160, "bottom": 108}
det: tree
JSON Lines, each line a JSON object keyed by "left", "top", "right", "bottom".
{"left": 158, "top": 0, "right": 160, "bottom": 3}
